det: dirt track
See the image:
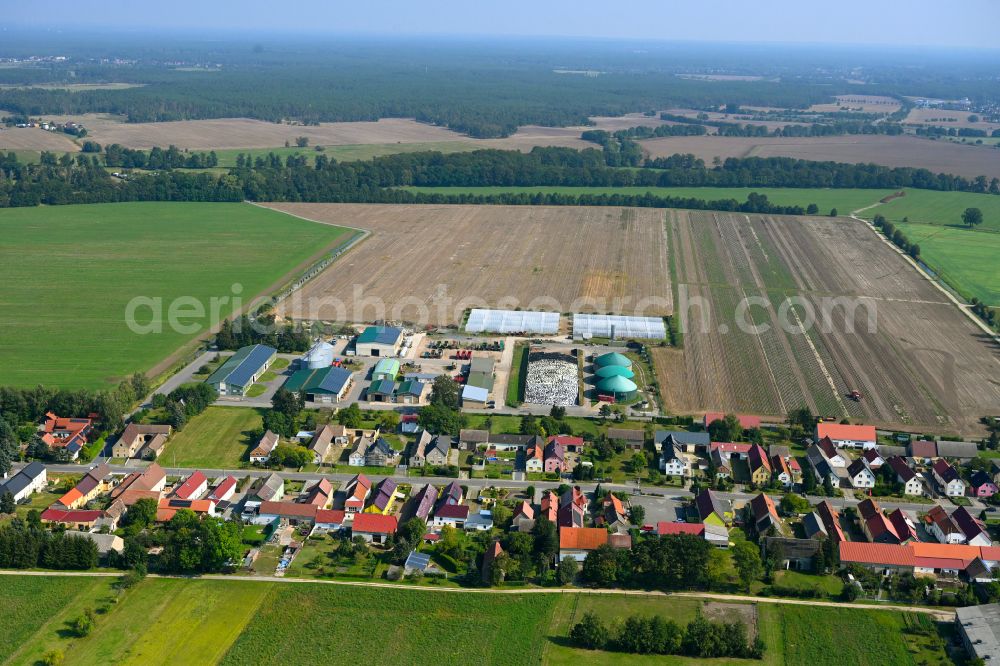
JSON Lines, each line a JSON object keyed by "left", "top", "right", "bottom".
{"left": 261, "top": 203, "right": 672, "bottom": 326}
{"left": 656, "top": 210, "right": 1000, "bottom": 435}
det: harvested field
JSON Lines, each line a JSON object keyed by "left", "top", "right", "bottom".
{"left": 809, "top": 95, "right": 901, "bottom": 114}
{"left": 904, "top": 107, "right": 1000, "bottom": 132}
{"left": 655, "top": 209, "right": 1000, "bottom": 434}
{"left": 46, "top": 116, "right": 468, "bottom": 150}
{"left": 0, "top": 126, "right": 79, "bottom": 151}
{"left": 640, "top": 134, "right": 1000, "bottom": 180}
{"left": 263, "top": 203, "right": 672, "bottom": 326}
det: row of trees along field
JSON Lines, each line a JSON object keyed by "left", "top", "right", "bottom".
{"left": 2, "top": 148, "right": 999, "bottom": 210}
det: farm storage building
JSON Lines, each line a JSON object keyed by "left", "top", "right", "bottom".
{"left": 355, "top": 326, "right": 403, "bottom": 357}
{"left": 595, "top": 364, "right": 635, "bottom": 379}
{"left": 573, "top": 314, "right": 666, "bottom": 340}
{"left": 371, "top": 358, "right": 401, "bottom": 382}
{"left": 596, "top": 375, "right": 637, "bottom": 401}
{"left": 285, "top": 366, "right": 353, "bottom": 403}
{"left": 462, "top": 384, "right": 489, "bottom": 408}
{"left": 594, "top": 352, "right": 632, "bottom": 369}
{"left": 302, "top": 341, "right": 335, "bottom": 369}
{"left": 205, "top": 344, "right": 277, "bottom": 396}
{"left": 465, "top": 308, "right": 560, "bottom": 335}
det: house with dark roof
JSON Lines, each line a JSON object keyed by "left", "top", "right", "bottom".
{"left": 747, "top": 445, "right": 772, "bottom": 486}
{"left": 861, "top": 448, "right": 885, "bottom": 469}
{"left": 368, "top": 379, "right": 398, "bottom": 403}
{"left": 858, "top": 498, "right": 900, "bottom": 544}
{"left": 953, "top": 506, "right": 993, "bottom": 547}
{"left": 694, "top": 489, "right": 731, "bottom": 527}
{"left": 423, "top": 436, "right": 451, "bottom": 467}
{"left": 654, "top": 430, "right": 710, "bottom": 453}
{"left": 0, "top": 462, "right": 47, "bottom": 504}
{"left": 806, "top": 445, "right": 840, "bottom": 488}
{"left": 970, "top": 471, "right": 998, "bottom": 498}
{"left": 926, "top": 505, "right": 964, "bottom": 544}
{"left": 205, "top": 344, "right": 277, "bottom": 396}
{"left": 660, "top": 439, "right": 689, "bottom": 477}
{"left": 364, "top": 437, "right": 399, "bottom": 468}
{"left": 763, "top": 536, "right": 820, "bottom": 571}
{"left": 932, "top": 459, "right": 967, "bottom": 497}
{"left": 886, "top": 456, "right": 924, "bottom": 496}
{"left": 432, "top": 503, "right": 470, "bottom": 528}
{"left": 887, "top": 509, "right": 918, "bottom": 544}
{"left": 802, "top": 511, "right": 828, "bottom": 540}
{"left": 816, "top": 437, "right": 849, "bottom": 467}
{"left": 817, "top": 500, "right": 846, "bottom": 542}
{"left": 439, "top": 481, "right": 463, "bottom": 507}
{"left": 408, "top": 484, "right": 438, "bottom": 522}
{"left": 847, "top": 458, "right": 876, "bottom": 489}
{"left": 366, "top": 478, "right": 400, "bottom": 515}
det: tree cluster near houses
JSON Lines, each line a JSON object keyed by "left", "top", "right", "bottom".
{"left": 570, "top": 610, "right": 764, "bottom": 659}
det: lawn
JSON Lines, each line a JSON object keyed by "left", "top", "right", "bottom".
{"left": 160, "top": 406, "right": 265, "bottom": 467}
{"left": 872, "top": 188, "right": 1000, "bottom": 233}
{"left": 895, "top": 222, "right": 1000, "bottom": 305}
{"left": 401, "top": 185, "right": 893, "bottom": 214}
{"left": 0, "top": 202, "right": 350, "bottom": 388}
{"left": 507, "top": 342, "right": 529, "bottom": 406}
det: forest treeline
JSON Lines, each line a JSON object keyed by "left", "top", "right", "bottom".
{"left": 1, "top": 146, "right": 998, "bottom": 211}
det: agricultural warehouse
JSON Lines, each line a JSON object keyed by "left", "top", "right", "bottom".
{"left": 355, "top": 325, "right": 404, "bottom": 357}
{"left": 524, "top": 351, "right": 578, "bottom": 406}
{"left": 465, "top": 308, "right": 560, "bottom": 335}
{"left": 573, "top": 313, "right": 666, "bottom": 340}
{"left": 371, "top": 358, "right": 401, "bottom": 382}
{"left": 956, "top": 603, "right": 1000, "bottom": 663}
{"left": 462, "top": 384, "right": 489, "bottom": 408}
{"left": 285, "top": 365, "right": 353, "bottom": 404}
{"left": 205, "top": 344, "right": 277, "bottom": 397}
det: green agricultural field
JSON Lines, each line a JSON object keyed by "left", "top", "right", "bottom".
{"left": 0, "top": 575, "right": 113, "bottom": 664}
{"left": 160, "top": 406, "right": 264, "bottom": 467}
{"left": 401, "top": 185, "right": 893, "bottom": 214}
{"left": 221, "top": 583, "right": 557, "bottom": 665}
{"left": 872, "top": 188, "right": 1000, "bottom": 232}
{"left": 213, "top": 141, "right": 477, "bottom": 167}
{"left": 0, "top": 202, "right": 349, "bottom": 388}
{"left": 897, "top": 222, "right": 1000, "bottom": 304}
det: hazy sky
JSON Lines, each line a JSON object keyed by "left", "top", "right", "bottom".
{"left": 4, "top": 0, "right": 998, "bottom": 49}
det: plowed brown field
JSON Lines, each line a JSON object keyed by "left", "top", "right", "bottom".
{"left": 654, "top": 210, "right": 1000, "bottom": 435}
{"left": 262, "top": 203, "right": 671, "bottom": 327}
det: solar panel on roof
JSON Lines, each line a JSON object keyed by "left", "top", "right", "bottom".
{"left": 465, "top": 309, "right": 559, "bottom": 334}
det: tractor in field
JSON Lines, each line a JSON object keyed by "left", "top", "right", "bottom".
{"left": 847, "top": 390, "right": 863, "bottom": 402}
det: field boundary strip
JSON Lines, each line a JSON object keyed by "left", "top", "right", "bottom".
{"left": 0, "top": 570, "right": 953, "bottom": 619}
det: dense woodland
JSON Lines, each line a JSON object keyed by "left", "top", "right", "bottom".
{"left": 0, "top": 35, "right": 997, "bottom": 137}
